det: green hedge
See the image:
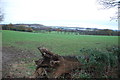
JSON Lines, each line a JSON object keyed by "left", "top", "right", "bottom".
{"left": 75, "top": 46, "right": 119, "bottom": 78}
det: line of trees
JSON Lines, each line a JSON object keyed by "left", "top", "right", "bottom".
{"left": 54, "top": 28, "right": 120, "bottom": 36}
{"left": 2, "top": 23, "right": 120, "bottom": 36}
{"left": 2, "top": 23, "right": 33, "bottom": 32}
{"left": 32, "top": 27, "right": 120, "bottom": 36}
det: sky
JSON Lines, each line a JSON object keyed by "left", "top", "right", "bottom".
{"left": 0, "top": 0, "right": 118, "bottom": 30}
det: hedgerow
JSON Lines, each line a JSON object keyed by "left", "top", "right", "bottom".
{"left": 75, "top": 46, "right": 119, "bottom": 78}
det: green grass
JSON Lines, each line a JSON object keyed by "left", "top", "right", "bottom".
{"left": 0, "top": 30, "right": 2, "bottom": 47}
{"left": 2, "top": 30, "right": 119, "bottom": 55}
{"left": 2, "top": 30, "right": 119, "bottom": 78}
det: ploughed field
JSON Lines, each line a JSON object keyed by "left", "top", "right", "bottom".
{"left": 2, "top": 30, "right": 119, "bottom": 78}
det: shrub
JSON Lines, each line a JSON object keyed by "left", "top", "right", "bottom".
{"left": 76, "top": 47, "right": 118, "bottom": 78}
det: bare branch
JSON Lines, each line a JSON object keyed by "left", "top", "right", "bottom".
{"left": 0, "top": 8, "right": 4, "bottom": 22}
{"left": 97, "top": 0, "right": 119, "bottom": 9}
{"left": 97, "top": 0, "right": 120, "bottom": 20}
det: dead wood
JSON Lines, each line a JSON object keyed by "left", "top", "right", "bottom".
{"left": 30, "top": 68, "right": 48, "bottom": 78}
{"left": 34, "top": 47, "right": 83, "bottom": 78}
{"left": 38, "top": 47, "right": 61, "bottom": 60}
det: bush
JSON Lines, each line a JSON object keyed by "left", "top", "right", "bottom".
{"left": 76, "top": 47, "right": 119, "bottom": 78}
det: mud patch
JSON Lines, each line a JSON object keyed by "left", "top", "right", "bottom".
{"left": 8, "top": 61, "right": 36, "bottom": 78}
{"left": 2, "top": 46, "right": 38, "bottom": 78}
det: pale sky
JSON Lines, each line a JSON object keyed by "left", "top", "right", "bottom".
{"left": 0, "top": 0, "right": 118, "bottom": 30}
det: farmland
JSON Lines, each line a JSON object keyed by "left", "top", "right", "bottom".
{"left": 2, "top": 30, "right": 119, "bottom": 78}
{"left": 2, "top": 30, "right": 119, "bottom": 55}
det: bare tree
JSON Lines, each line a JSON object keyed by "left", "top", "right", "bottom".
{"left": 97, "top": 0, "right": 120, "bottom": 20}
{"left": 97, "top": 0, "right": 119, "bottom": 9}
{"left": 0, "top": 8, "right": 4, "bottom": 22}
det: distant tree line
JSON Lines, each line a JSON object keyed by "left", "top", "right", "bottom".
{"left": 32, "top": 26, "right": 52, "bottom": 33}
{"left": 2, "top": 23, "right": 120, "bottom": 36}
{"left": 78, "top": 29, "right": 120, "bottom": 36}
{"left": 34, "top": 27, "right": 120, "bottom": 36}
{"left": 2, "top": 23, "right": 33, "bottom": 32}
{"left": 55, "top": 28, "right": 120, "bottom": 36}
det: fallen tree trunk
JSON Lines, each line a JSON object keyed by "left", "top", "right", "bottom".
{"left": 34, "top": 47, "right": 83, "bottom": 78}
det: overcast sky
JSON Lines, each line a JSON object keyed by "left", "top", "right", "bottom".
{"left": 0, "top": 0, "right": 118, "bottom": 30}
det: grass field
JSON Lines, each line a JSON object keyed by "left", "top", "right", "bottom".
{"left": 2, "top": 30, "right": 119, "bottom": 55}
{"left": 2, "top": 30, "right": 119, "bottom": 78}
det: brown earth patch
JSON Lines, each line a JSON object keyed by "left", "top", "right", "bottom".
{"left": 2, "top": 46, "right": 38, "bottom": 78}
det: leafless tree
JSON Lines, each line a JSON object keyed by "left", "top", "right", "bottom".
{"left": 97, "top": 0, "right": 120, "bottom": 20}
{"left": 0, "top": 8, "right": 4, "bottom": 22}
{"left": 97, "top": 0, "right": 119, "bottom": 9}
